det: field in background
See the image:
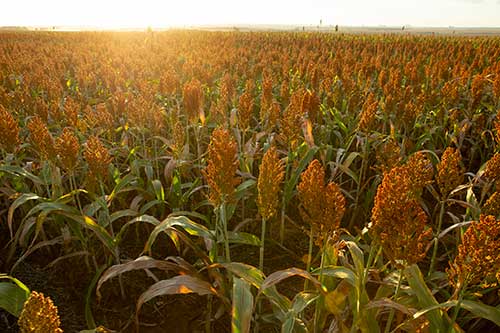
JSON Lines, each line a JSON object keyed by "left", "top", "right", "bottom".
{"left": 0, "top": 31, "right": 500, "bottom": 332}
{"left": 3, "top": 25, "right": 500, "bottom": 35}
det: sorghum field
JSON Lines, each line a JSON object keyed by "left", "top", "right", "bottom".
{"left": 1, "top": 30, "right": 500, "bottom": 333}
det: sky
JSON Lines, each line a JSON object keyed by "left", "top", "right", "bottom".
{"left": 0, "top": 0, "right": 499, "bottom": 28}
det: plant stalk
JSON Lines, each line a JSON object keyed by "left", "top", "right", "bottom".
{"left": 429, "top": 200, "right": 446, "bottom": 277}
{"left": 279, "top": 151, "right": 292, "bottom": 245}
{"left": 304, "top": 227, "right": 314, "bottom": 291}
{"left": 259, "top": 218, "right": 267, "bottom": 272}
{"left": 384, "top": 269, "right": 404, "bottom": 333}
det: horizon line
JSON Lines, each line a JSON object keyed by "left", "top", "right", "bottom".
{"left": 2, "top": 24, "right": 500, "bottom": 30}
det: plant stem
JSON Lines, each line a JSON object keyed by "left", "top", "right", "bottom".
{"left": 304, "top": 227, "right": 314, "bottom": 291}
{"left": 220, "top": 201, "right": 231, "bottom": 262}
{"left": 241, "top": 130, "right": 246, "bottom": 222}
{"left": 256, "top": 219, "right": 266, "bottom": 333}
{"left": 449, "top": 283, "right": 466, "bottom": 332}
{"left": 384, "top": 269, "right": 404, "bottom": 333}
{"left": 363, "top": 243, "right": 377, "bottom": 284}
{"left": 153, "top": 138, "right": 160, "bottom": 180}
{"left": 349, "top": 135, "right": 369, "bottom": 230}
{"left": 259, "top": 218, "right": 267, "bottom": 272}
{"left": 195, "top": 125, "right": 201, "bottom": 165}
{"left": 313, "top": 238, "right": 327, "bottom": 333}
{"left": 279, "top": 151, "right": 292, "bottom": 245}
{"left": 279, "top": 203, "right": 286, "bottom": 246}
{"left": 70, "top": 172, "right": 83, "bottom": 214}
{"left": 429, "top": 200, "right": 446, "bottom": 277}
{"left": 44, "top": 161, "right": 52, "bottom": 198}
{"left": 141, "top": 131, "right": 147, "bottom": 160}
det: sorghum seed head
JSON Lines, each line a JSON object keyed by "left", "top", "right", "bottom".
{"left": 298, "top": 159, "right": 346, "bottom": 243}
{"left": 55, "top": 127, "right": 80, "bottom": 171}
{"left": 447, "top": 215, "right": 500, "bottom": 290}
{"left": 238, "top": 91, "right": 254, "bottom": 130}
{"left": 437, "top": 147, "right": 463, "bottom": 198}
{"left": 257, "top": 146, "right": 285, "bottom": 220}
{"left": 18, "top": 291, "right": 63, "bottom": 333}
{"left": 0, "top": 104, "right": 21, "bottom": 152}
{"left": 370, "top": 152, "right": 433, "bottom": 267}
{"left": 183, "top": 79, "right": 203, "bottom": 123}
{"left": 203, "top": 128, "right": 240, "bottom": 206}
{"left": 63, "top": 97, "right": 79, "bottom": 128}
{"left": 84, "top": 135, "right": 112, "bottom": 181}
{"left": 359, "top": 92, "right": 378, "bottom": 132}
{"left": 27, "top": 116, "right": 55, "bottom": 160}
{"left": 484, "top": 153, "right": 500, "bottom": 190}
{"left": 482, "top": 192, "right": 500, "bottom": 218}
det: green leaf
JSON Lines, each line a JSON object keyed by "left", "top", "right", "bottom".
{"left": 151, "top": 179, "right": 165, "bottom": 201}
{"left": 0, "top": 165, "right": 46, "bottom": 185}
{"left": 18, "top": 201, "right": 84, "bottom": 248}
{"left": 334, "top": 160, "right": 359, "bottom": 185}
{"left": 107, "top": 173, "right": 139, "bottom": 202}
{"left": 262, "top": 268, "right": 325, "bottom": 293}
{"left": 169, "top": 210, "right": 209, "bottom": 224}
{"left": 414, "top": 300, "right": 500, "bottom": 327}
{"left": 136, "top": 275, "right": 218, "bottom": 319}
{"left": 96, "top": 256, "right": 186, "bottom": 299}
{"left": 282, "top": 314, "right": 308, "bottom": 333}
{"left": 234, "top": 179, "right": 256, "bottom": 202}
{"left": 25, "top": 201, "right": 80, "bottom": 220}
{"left": 0, "top": 275, "right": 30, "bottom": 295}
{"left": 145, "top": 216, "right": 214, "bottom": 253}
{"left": 0, "top": 280, "right": 29, "bottom": 317}
{"left": 291, "top": 292, "right": 317, "bottom": 314}
{"left": 404, "top": 264, "right": 447, "bottom": 332}
{"left": 171, "top": 173, "right": 182, "bottom": 198}
{"left": 217, "top": 262, "right": 265, "bottom": 287}
{"left": 85, "top": 265, "right": 107, "bottom": 329}
{"left": 80, "top": 216, "right": 116, "bottom": 254}
{"left": 139, "top": 199, "right": 165, "bottom": 214}
{"left": 232, "top": 278, "right": 254, "bottom": 333}
{"left": 465, "top": 186, "right": 480, "bottom": 219}
{"left": 333, "top": 110, "right": 349, "bottom": 135}
{"left": 345, "top": 241, "right": 364, "bottom": 276}
{"left": 227, "top": 231, "right": 260, "bottom": 246}
{"left": 311, "top": 266, "right": 357, "bottom": 287}
{"left": 217, "top": 262, "right": 291, "bottom": 312}
{"left": 109, "top": 209, "right": 138, "bottom": 224}
{"left": 114, "top": 215, "right": 160, "bottom": 244}
{"left": 460, "top": 300, "right": 500, "bottom": 327}
{"left": 8, "top": 193, "right": 42, "bottom": 238}
{"left": 283, "top": 147, "right": 318, "bottom": 204}
{"left": 342, "top": 151, "right": 361, "bottom": 170}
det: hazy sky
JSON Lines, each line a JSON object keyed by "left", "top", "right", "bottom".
{"left": 1, "top": 0, "right": 499, "bottom": 28}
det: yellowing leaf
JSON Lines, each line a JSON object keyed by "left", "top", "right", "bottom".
{"left": 325, "top": 280, "right": 350, "bottom": 315}
{"left": 84, "top": 216, "right": 98, "bottom": 227}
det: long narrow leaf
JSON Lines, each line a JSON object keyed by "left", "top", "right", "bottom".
{"left": 262, "top": 268, "right": 326, "bottom": 294}
{"left": 311, "top": 266, "right": 357, "bottom": 287}
{"left": 283, "top": 147, "right": 318, "bottom": 204}
{"left": 232, "top": 278, "right": 254, "bottom": 333}
{"left": 227, "top": 231, "right": 260, "bottom": 246}
{"left": 0, "top": 165, "right": 46, "bottom": 185}
{"left": 0, "top": 275, "right": 30, "bottom": 317}
{"left": 215, "top": 262, "right": 290, "bottom": 312}
{"left": 405, "top": 264, "right": 447, "bottom": 332}
{"left": 8, "top": 193, "right": 42, "bottom": 238}
{"left": 144, "top": 216, "right": 214, "bottom": 253}
{"left": 414, "top": 300, "right": 500, "bottom": 327}
{"left": 136, "top": 275, "right": 218, "bottom": 320}
{"left": 96, "top": 256, "right": 186, "bottom": 299}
